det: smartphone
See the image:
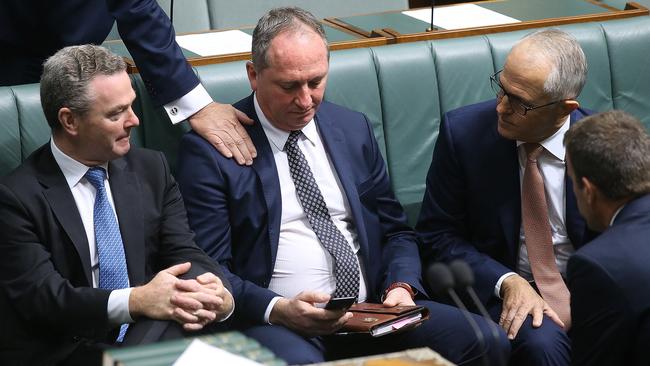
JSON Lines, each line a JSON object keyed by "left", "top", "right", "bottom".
{"left": 324, "top": 296, "right": 356, "bottom": 311}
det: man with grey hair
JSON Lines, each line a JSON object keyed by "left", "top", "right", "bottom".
{"left": 417, "top": 28, "right": 593, "bottom": 365}
{"left": 178, "top": 6, "right": 509, "bottom": 365}
{"left": 564, "top": 110, "right": 650, "bottom": 366}
{"left": 0, "top": 44, "right": 234, "bottom": 366}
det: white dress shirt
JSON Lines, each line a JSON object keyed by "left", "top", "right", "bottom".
{"left": 50, "top": 139, "right": 133, "bottom": 325}
{"left": 495, "top": 116, "right": 575, "bottom": 296}
{"left": 254, "top": 95, "right": 368, "bottom": 323}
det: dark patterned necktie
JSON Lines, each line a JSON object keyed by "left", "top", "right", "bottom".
{"left": 284, "top": 130, "right": 360, "bottom": 299}
{"left": 85, "top": 167, "right": 130, "bottom": 342}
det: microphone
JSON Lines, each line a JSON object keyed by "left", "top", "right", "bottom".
{"left": 449, "top": 260, "right": 506, "bottom": 366}
{"left": 427, "top": 0, "right": 437, "bottom": 32}
{"left": 427, "top": 263, "right": 488, "bottom": 366}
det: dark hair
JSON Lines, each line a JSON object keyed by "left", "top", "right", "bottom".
{"left": 564, "top": 110, "right": 650, "bottom": 200}
{"left": 40, "top": 44, "right": 126, "bottom": 130}
{"left": 251, "top": 7, "right": 328, "bottom": 71}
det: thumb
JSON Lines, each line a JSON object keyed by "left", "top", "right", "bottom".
{"left": 235, "top": 108, "right": 254, "bottom": 124}
{"left": 165, "top": 262, "right": 191, "bottom": 277}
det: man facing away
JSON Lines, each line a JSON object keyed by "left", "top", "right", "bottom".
{"left": 416, "top": 28, "right": 593, "bottom": 365}
{"left": 0, "top": 45, "right": 234, "bottom": 366}
{"left": 564, "top": 110, "right": 650, "bottom": 366}
{"left": 177, "top": 6, "right": 509, "bottom": 366}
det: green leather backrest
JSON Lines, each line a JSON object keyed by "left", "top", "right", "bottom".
{"left": 159, "top": 0, "right": 212, "bottom": 34}
{"left": 0, "top": 88, "right": 21, "bottom": 176}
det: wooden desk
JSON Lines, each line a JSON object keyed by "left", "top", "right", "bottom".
{"left": 326, "top": 0, "right": 648, "bottom": 42}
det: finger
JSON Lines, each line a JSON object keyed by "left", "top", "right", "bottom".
{"left": 164, "top": 262, "right": 191, "bottom": 277}
{"left": 170, "top": 293, "right": 204, "bottom": 311}
{"left": 296, "top": 291, "right": 331, "bottom": 304}
{"left": 232, "top": 122, "right": 256, "bottom": 160}
{"left": 499, "top": 306, "right": 517, "bottom": 334}
{"left": 543, "top": 305, "right": 565, "bottom": 329}
{"left": 507, "top": 309, "right": 529, "bottom": 340}
{"left": 234, "top": 107, "right": 254, "bottom": 124}
{"left": 180, "top": 291, "right": 224, "bottom": 311}
{"left": 196, "top": 272, "right": 221, "bottom": 286}
{"left": 175, "top": 279, "right": 203, "bottom": 292}
{"left": 531, "top": 303, "right": 544, "bottom": 328}
{"left": 183, "top": 322, "right": 205, "bottom": 332}
{"left": 173, "top": 307, "right": 200, "bottom": 324}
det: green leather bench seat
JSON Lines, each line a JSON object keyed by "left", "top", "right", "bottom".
{"left": 2, "top": 16, "right": 650, "bottom": 226}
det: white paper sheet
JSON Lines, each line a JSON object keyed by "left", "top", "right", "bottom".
{"left": 176, "top": 30, "right": 252, "bottom": 57}
{"left": 173, "top": 339, "right": 264, "bottom": 366}
{"left": 403, "top": 4, "right": 520, "bottom": 30}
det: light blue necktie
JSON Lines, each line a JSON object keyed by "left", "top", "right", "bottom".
{"left": 85, "top": 167, "right": 129, "bottom": 342}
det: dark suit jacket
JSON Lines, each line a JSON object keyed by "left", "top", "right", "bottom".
{"left": 177, "top": 94, "right": 425, "bottom": 326}
{"left": 568, "top": 194, "right": 650, "bottom": 366}
{"left": 416, "top": 99, "right": 592, "bottom": 304}
{"left": 0, "top": 0, "right": 197, "bottom": 105}
{"left": 0, "top": 144, "right": 230, "bottom": 365}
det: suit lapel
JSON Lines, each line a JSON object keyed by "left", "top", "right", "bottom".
{"left": 108, "top": 157, "right": 145, "bottom": 285}
{"left": 315, "top": 107, "right": 370, "bottom": 259}
{"left": 495, "top": 129, "right": 522, "bottom": 265}
{"left": 565, "top": 110, "right": 587, "bottom": 248}
{"left": 39, "top": 145, "right": 93, "bottom": 285}
{"left": 241, "top": 96, "right": 282, "bottom": 267}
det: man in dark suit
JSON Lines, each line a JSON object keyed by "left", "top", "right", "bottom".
{"left": 0, "top": 0, "right": 256, "bottom": 165}
{"left": 177, "top": 7, "right": 509, "bottom": 366}
{"left": 564, "top": 110, "right": 650, "bottom": 366}
{"left": 0, "top": 44, "right": 234, "bottom": 366}
{"left": 417, "top": 29, "right": 592, "bottom": 366}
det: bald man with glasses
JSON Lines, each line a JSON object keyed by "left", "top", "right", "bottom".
{"left": 417, "top": 29, "right": 595, "bottom": 366}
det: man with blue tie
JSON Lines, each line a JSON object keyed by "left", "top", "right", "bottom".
{"left": 0, "top": 45, "right": 234, "bottom": 366}
{"left": 177, "top": 7, "right": 509, "bottom": 365}
{"left": 564, "top": 110, "right": 650, "bottom": 366}
{"left": 416, "top": 29, "right": 593, "bottom": 365}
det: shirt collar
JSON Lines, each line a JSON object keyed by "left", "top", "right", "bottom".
{"left": 254, "top": 93, "right": 318, "bottom": 151}
{"left": 609, "top": 204, "right": 626, "bottom": 227}
{"left": 50, "top": 137, "right": 109, "bottom": 189}
{"left": 516, "top": 115, "right": 570, "bottom": 161}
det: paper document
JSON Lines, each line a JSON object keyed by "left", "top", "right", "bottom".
{"left": 403, "top": 4, "right": 520, "bottom": 30}
{"left": 371, "top": 313, "right": 423, "bottom": 337}
{"left": 173, "top": 339, "right": 264, "bottom": 366}
{"left": 176, "top": 30, "right": 252, "bottom": 57}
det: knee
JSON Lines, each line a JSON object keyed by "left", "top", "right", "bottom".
{"left": 512, "top": 322, "right": 570, "bottom": 365}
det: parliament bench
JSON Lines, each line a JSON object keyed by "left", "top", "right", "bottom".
{"left": 2, "top": 16, "right": 650, "bottom": 225}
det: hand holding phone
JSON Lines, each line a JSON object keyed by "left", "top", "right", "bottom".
{"left": 324, "top": 296, "right": 356, "bottom": 311}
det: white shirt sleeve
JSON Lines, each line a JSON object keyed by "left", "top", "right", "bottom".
{"left": 108, "top": 288, "right": 134, "bottom": 325}
{"left": 495, "top": 272, "right": 517, "bottom": 298}
{"left": 264, "top": 296, "right": 283, "bottom": 324}
{"left": 163, "top": 83, "right": 213, "bottom": 124}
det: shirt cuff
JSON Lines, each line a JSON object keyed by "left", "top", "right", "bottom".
{"left": 264, "top": 296, "right": 283, "bottom": 324}
{"left": 495, "top": 272, "right": 517, "bottom": 299}
{"left": 163, "top": 83, "right": 213, "bottom": 124}
{"left": 108, "top": 288, "right": 134, "bottom": 325}
{"left": 217, "top": 288, "right": 235, "bottom": 322}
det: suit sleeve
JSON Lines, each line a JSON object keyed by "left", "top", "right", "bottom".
{"left": 106, "top": 0, "right": 200, "bottom": 106}
{"left": 146, "top": 151, "right": 231, "bottom": 292}
{"left": 416, "top": 112, "right": 512, "bottom": 303}
{"left": 177, "top": 133, "right": 279, "bottom": 324}
{"left": 568, "top": 254, "right": 630, "bottom": 366}
{"left": 357, "top": 114, "right": 426, "bottom": 297}
{"left": 0, "top": 184, "right": 111, "bottom": 338}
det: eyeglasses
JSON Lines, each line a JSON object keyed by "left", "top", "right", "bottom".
{"left": 489, "top": 69, "right": 565, "bottom": 116}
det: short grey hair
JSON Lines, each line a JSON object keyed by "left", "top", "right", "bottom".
{"left": 517, "top": 28, "right": 587, "bottom": 100}
{"left": 564, "top": 110, "right": 650, "bottom": 200}
{"left": 40, "top": 44, "right": 127, "bottom": 130}
{"left": 251, "top": 7, "right": 328, "bottom": 71}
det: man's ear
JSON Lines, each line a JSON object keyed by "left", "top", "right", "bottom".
{"left": 581, "top": 177, "right": 599, "bottom": 205}
{"left": 560, "top": 99, "right": 580, "bottom": 115}
{"left": 246, "top": 61, "right": 258, "bottom": 92}
{"left": 58, "top": 107, "right": 79, "bottom": 136}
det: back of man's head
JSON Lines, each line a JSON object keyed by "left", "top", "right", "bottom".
{"left": 565, "top": 110, "right": 650, "bottom": 200}
{"left": 40, "top": 44, "right": 126, "bottom": 131}
{"left": 513, "top": 28, "right": 587, "bottom": 100}
{"left": 251, "top": 7, "right": 328, "bottom": 71}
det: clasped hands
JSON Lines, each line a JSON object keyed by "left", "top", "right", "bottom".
{"left": 129, "top": 262, "right": 234, "bottom": 331}
{"left": 269, "top": 287, "right": 415, "bottom": 337}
